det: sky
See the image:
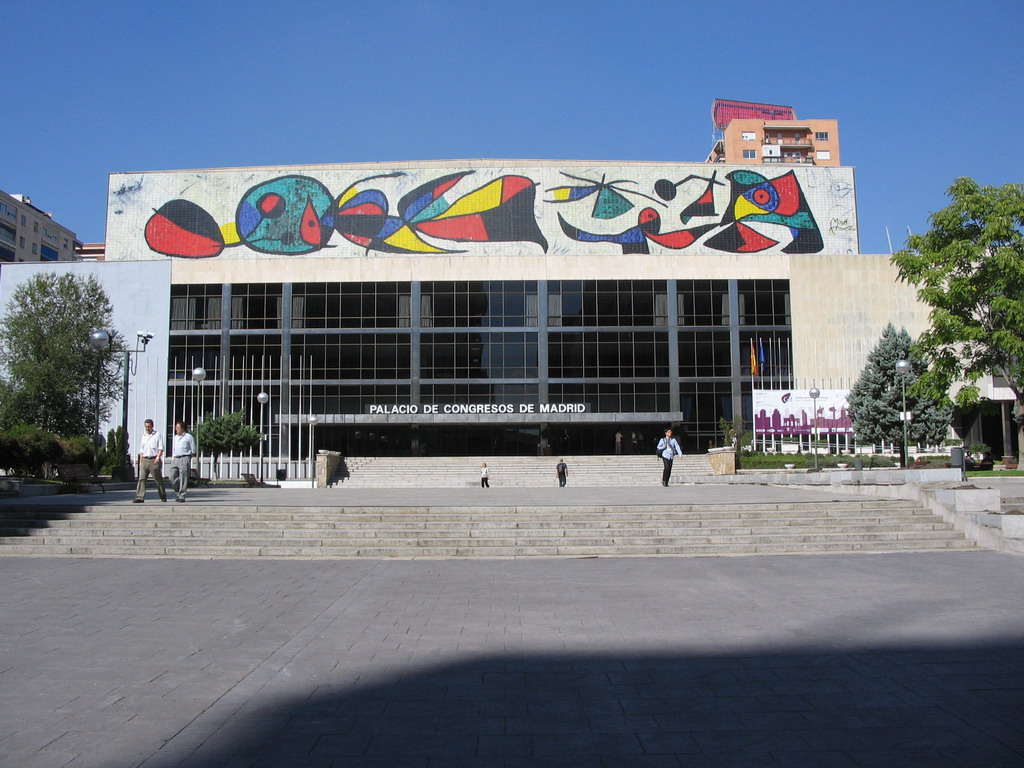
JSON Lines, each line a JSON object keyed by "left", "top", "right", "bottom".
{"left": 4, "top": 0, "right": 1022, "bottom": 254}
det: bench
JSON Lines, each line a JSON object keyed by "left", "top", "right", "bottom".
{"left": 242, "top": 472, "right": 259, "bottom": 487}
{"left": 56, "top": 463, "right": 105, "bottom": 493}
{"left": 189, "top": 467, "right": 211, "bottom": 487}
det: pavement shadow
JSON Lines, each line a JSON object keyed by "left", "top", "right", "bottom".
{"left": 153, "top": 645, "right": 1024, "bottom": 767}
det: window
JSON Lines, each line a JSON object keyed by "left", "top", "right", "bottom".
{"left": 815, "top": 131, "right": 830, "bottom": 141}
{"left": 291, "top": 333, "right": 410, "bottom": 379}
{"left": 548, "top": 331, "right": 668, "bottom": 378}
{"left": 741, "top": 131, "right": 756, "bottom": 141}
{"left": 421, "top": 281, "right": 537, "bottom": 328}
{"left": 170, "top": 284, "right": 223, "bottom": 329}
{"left": 737, "top": 280, "right": 791, "bottom": 325}
{"left": 0, "top": 201, "right": 15, "bottom": 221}
{"left": 292, "top": 282, "right": 412, "bottom": 329}
{"left": 0, "top": 224, "right": 14, "bottom": 245}
{"left": 230, "top": 284, "right": 282, "bottom": 329}
{"left": 676, "top": 280, "right": 729, "bottom": 326}
{"left": 742, "top": 149, "right": 757, "bottom": 160}
{"left": 40, "top": 244, "right": 58, "bottom": 261}
{"left": 816, "top": 150, "right": 831, "bottom": 161}
{"left": 548, "top": 280, "right": 667, "bottom": 327}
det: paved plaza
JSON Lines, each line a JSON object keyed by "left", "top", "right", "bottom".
{"left": 0, "top": 483, "right": 1023, "bottom": 767}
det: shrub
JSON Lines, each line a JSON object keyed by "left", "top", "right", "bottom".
{"left": 0, "top": 424, "right": 63, "bottom": 477}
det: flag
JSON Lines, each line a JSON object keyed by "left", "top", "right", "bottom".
{"left": 750, "top": 339, "right": 759, "bottom": 376}
{"left": 758, "top": 339, "right": 766, "bottom": 374}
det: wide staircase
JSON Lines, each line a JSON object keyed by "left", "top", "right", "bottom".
{"left": 333, "top": 455, "right": 713, "bottom": 487}
{"left": 0, "top": 498, "right": 974, "bottom": 558}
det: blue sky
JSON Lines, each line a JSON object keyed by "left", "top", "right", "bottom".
{"left": 5, "top": 0, "right": 1021, "bottom": 254}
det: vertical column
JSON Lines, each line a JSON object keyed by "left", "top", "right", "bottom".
{"left": 218, "top": 283, "right": 231, "bottom": 418}
{"left": 728, "top": 281, "right": 743, "bottom": 424}
{"left": 666, "top": 279, "right": 680, "bottom": 414}
{"left": 280, "top": 283, "right": 293, "bottom": 471}
{"left": 537, "top": 281, "right": 548, "bottom": 403}
{"left": 410, "top": 281, "right": 421, "bottom": 403}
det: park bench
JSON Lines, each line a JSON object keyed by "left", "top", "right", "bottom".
{"left": 242, "top": 472, "right": 259, "bottom": 487}
{"left": 56, "top": 463, "right": 105, "bottom": 493}
{"left": 189, "top": 467, "right": 211, "bottom": 487}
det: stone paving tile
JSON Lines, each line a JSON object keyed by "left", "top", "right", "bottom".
{"left": 0, "top": 551, "right": 1022, "bottom": 767}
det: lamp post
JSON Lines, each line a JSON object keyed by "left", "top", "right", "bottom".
{"left": 895, "top": 359, "right": 912, "bottom": 468}
{"left": 308, "top": 415, "right": 318, "bottom": 488}
{"left": 257, "top": 392, "right": 269, "bottom": 483}
{"left": 89, "top": 329, "right": 110, "bottom": 474}
{"left": 117, "top": 332, "right": 154, "bottom": 480}
{"left": 809, "top": 386, "right": 820, "bottom": 469}
{"left": 192, "top": 367, "right": 206, "bottom": 476}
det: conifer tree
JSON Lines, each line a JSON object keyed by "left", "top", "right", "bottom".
{"left": 847, "top": 324, "right": 951, "bottom": 466}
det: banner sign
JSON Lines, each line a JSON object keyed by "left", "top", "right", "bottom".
{"left": 753, "top": 389, "right": 852, "bottom": 435}
{"left": 366, "top": 403, "right": 588, "bottom": 415}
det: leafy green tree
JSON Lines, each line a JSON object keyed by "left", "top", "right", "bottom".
{"left": 847, "top": 324, "right": 952, "bottom": 467}
{"left": 0, "top": 273, "right": 125, "bottom": 437}
{"left": 195, "top": 411, "right": 261, "bottom": 478}
{"left": 892, "top": 178, "right": 1024, "bottom": 465}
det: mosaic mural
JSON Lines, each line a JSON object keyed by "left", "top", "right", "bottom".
{"left": 107, "top": 163, "right": 858, "bottom": 260}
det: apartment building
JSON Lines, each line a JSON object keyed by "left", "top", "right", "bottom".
{"left": 0, "top": 189, "right": 80, "bottom": 264}
{"left": 706, "top": 99, "right": 840, "bottom": 167}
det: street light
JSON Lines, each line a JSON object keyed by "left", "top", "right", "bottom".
{"left": 257, "top": 392, "right": 269, "bottom": 483}
{"left": 809, "top": 386, "right": 820, "bottom": 469}
{"left": 117, "top": 332, "right": 155, "bottom": 480}
{"left": 89, "top": 329, "right": 110, "bottom": 474}
{"left": 192, "top": 367, "right": 206, "bottom": 476}
{"left": 896, "top": 359, "right": 912, "bottom": 468}
{"left": 308, "top": 415, "right": 318, "bottom": 488}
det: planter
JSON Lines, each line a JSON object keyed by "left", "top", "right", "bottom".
{"left": 784, "top": 463, "right": 796, "bottom": 469}
{"left": 837, "top": 463, "right": 849, "bottom": 469}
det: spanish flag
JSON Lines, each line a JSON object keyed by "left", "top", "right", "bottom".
{"left": 750, "top": 339, "right": 759, "bottom": 376}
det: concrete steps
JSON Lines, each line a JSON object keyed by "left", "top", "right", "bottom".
{"left": 334, "top": 454, "right": 713, "bottom": 487}
{"left": 0, "top": 499, "right": 974, "bottom": 558}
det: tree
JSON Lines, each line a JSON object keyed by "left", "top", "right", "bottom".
{"left": 0, "top": 273, "right": 125, "bottom": 436}
{"left": 847, "top": 324, "right": 952, "bottom": 467}
{"left": 892, "top": 178, "right": 1024, "bottom": 465}
{"left": 195, "top": 411, "right": 261, "bottom": 478}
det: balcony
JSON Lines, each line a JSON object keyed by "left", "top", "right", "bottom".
{"left": 763, "top": 156, "right": 815, "bottom": 165}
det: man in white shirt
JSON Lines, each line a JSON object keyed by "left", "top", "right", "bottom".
{"left": 168, "top": 421, "right": 197, "bottom": 502}
{"left": 134, "top": 419, "right": 167, "bottom": 503}
{"left": 657, "top": 427, "right": 683, "bottom": 487}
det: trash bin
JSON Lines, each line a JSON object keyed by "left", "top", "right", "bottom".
{"left": 276, "top": 468, "right": 287, "bottom": 481}
{"left": 854, "top": 458, "right": 863, "bottom": 471}
{"left": 949, "top": 447, "right": 964, "bottom": 468}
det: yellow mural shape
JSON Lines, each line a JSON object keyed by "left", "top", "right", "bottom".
{"left": 383, "top": 224, "right": 446, "bottom": 253}
{"left": 435, "top": 179, "right": 503, "bottom": 219}
{"left": 221, "top": 221, "right": 241, "bottom": 245}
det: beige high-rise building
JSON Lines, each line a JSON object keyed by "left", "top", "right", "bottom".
{"left": 0, "top": 189, "right": 80, "bottom": 265}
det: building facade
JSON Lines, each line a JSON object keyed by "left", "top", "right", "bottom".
{"left": 0, "top": 190, "right": 80, "bottom": 265}
{"left": 87, "top": 155, "right": 947, "bottom": 476}
{"left": 705, "top": 99, "right": 840, "bottom": 167}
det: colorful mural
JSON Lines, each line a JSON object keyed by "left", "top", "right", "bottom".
{"left": 145, "top": 172, "right": 547, "bottom": 258}
{"left": 110, "top": 163, "right": 858, "bottom": 260}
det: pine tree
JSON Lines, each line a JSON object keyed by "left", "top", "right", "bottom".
{"left": 847, "top": 324, "right": 952, "bottom": 466}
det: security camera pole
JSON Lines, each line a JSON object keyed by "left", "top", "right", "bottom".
{"left": 117, "top": 332, "right": 156, "bottom": 480}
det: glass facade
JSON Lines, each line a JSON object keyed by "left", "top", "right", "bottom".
{"left": 167, "top": 279, "right": 792, "bottom": 458}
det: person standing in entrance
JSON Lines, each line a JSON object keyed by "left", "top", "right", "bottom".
{"left": 555, "top": 458, "right": 568, "bottom": 487}
{"left": 657, "top": 428, "right": 683, "bottom": 487}
{"left": 614, "top": 430, "right": 623, "bottom": 454}
{"left": 168, "top": 421, "right": 197, "bottom": 503}
{"left": 134, "top": 419, "right": 167, "bottom": 503}
{"left": 480, "top": 462, "right": 490, "bottom": 488}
